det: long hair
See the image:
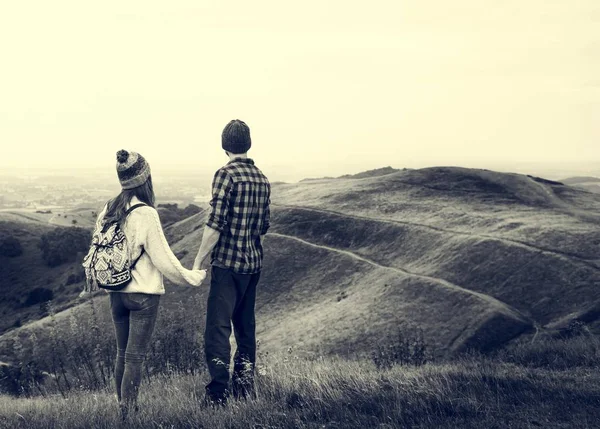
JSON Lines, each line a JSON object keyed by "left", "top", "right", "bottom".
{"left": 103, "top": 176, "right": 155, "bottom": 226}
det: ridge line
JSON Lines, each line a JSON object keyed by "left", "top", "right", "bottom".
{"left": 271, "top": 204, "right": 600, "bottom": 271}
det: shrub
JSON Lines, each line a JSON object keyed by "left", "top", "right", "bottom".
{"left": 0, "top": 236, "right": 23, "bottom": 257}
{"left": 38, "top": 302, "right": 50, "bottom": 317}
{"left": 39, "top": 227, "right": 91, "bottom": 267}
{"left": 157, "top": 203, "right": 202, "bottom": 227}
{"left": 23, "top": 288, "right": 54, "bottom": 308}
{"left": 158, "top": 203, "right": 178, "bottom": 210}
{"left": 65, "top": 271, "right": 85, "bottom": 286}
{"left": 0, "top": 363, "right": 28, "bottom": 396}
{"left": 182, "top": 204, "right": 202, "bottom": 217}
{"left": 371, "top": 325, "right": 430, "bottom": 369}
{"left": 0, "top": 335, "right": 48, "bottom": 396}
{"left": 157, "top": 209, "right": 180, "bottom": 227}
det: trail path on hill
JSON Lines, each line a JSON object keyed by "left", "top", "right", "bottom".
{"left": 266, "top": 232, "right": 531, "bottom": 324}
{"left": 272, "top": 204, "right": 600, "bottom": 270}
{"left": 1, "top": 212, "right": 44, "bottom": 223}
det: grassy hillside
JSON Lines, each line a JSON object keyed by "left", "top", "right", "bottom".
{"left": 562, "top": 176, "right": 600, "bottom": 185}
{"left": 1, "top": 166, "right": 600, "bottom": 427}
{"left": 271, "top": 168, "right": 600, "bottom": 331}
{"left": 0, "top": 220, "right": 86, "bottom": 334}
{"left": 2, "top": 166, "right": 599, "bottom": 359}
{"left": 0, "top": 207, "right": 98, "bottom": 228}
{"left": 0, "top": 203, "right": 205, "bottom": 337}
{"left": 561, "top": 176, "right": 600, "bottom": 194}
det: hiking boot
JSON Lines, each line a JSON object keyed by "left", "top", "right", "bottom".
{"left": 203, "top": 394, "right": 228, "bottom": 408}
{"left": 232, "top": 378, "right": 256, "bottom": 401}
{"left": 203, "top": 388, "right": 229, "bottom": 409}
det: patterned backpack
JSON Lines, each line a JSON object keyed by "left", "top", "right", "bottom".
{"left": 82, "top": 203, "right": 146, "bottom": 291}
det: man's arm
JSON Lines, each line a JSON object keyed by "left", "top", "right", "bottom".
{"left": 192, "top": 225, "right": 221, "bottom": 270}
{"left": 193, "top": 168, "right": 232, "bottom": 270}
{"left": 260, "top": 184, "right": 271, "bottom": 235}
{"left": 261, "top": 204, "right": 270, "bottom": 235}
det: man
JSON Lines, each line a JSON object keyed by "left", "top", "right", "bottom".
{"left": 193, "top": 119, "right": 271, "bottom": 405}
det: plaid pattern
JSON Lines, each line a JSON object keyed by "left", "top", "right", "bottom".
{"left": 207, "top": 158, "right": 271, "bottom": 274}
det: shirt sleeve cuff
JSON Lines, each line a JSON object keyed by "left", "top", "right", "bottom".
{"left": 206, "top": 216, "right": 226, "bottom": 233}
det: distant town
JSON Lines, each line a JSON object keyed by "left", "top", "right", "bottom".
{"left": 0, "top": 170, "right": 213, "bottom": 211}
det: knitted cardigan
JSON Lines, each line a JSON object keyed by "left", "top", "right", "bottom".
{"left": 94, "top": 197, "right": 204, "bottom": 294}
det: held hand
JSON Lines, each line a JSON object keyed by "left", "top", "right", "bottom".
{"left": 191, "top": 269, "right": 208, "bottom": 286}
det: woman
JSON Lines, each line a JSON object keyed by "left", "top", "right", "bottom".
{"left": 88, "top": 149, "right": 206, "bottom": 419}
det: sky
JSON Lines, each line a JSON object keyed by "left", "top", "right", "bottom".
{"left": 0, "top": 0, "right": 598, "bottom": 182}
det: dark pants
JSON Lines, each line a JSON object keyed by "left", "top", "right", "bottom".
{"left": 110, "top": 293, "right": 160, "bottom": 412}
{"left": 204, "top": 266, "right": 260, "bottom": 402}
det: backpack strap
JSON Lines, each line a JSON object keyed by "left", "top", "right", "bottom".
{"left": 125, "top": 203, "right": 148, "bottom": 216}
{"left": 130, "top": 248, "right": 145, "bottom": 269}
{"left": 125, "top": 203, "right": 148, "bottom": 269}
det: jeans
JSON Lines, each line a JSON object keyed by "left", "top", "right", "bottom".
{"left": 205, "top": 266, "right": 260, "bottom": 402}
{"left": 110, "top": 292, "right": 160, "bottom": 411}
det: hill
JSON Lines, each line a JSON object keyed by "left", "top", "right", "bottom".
{"left": 299, "top": 166, "right": 402, "bottom": 183}
{"left": 561, "top": 176, "right": 600, "bottom": 194}
{"left": 0, "top": 207, "right": 99, "bottom": 228}
{"left": 561, "top": 176, "right": 600, "bottom": 185}
{"left": 0, "top": 220, "right": 87, "bottom": 334}
{"left": 265, "top": 167, "right": 600, "bottom": 354}
{"left": 339, "top": 166, "right": 403, "bottom": 179}
{"left": 2, "top": 166, "right": 599, "bottom": 363}
{"left": 271, "top": 168, "right": 600, "bottom": 331}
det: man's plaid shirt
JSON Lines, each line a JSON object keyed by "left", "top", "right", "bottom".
{"left": 207, "top": 158, "right": 271, "bottom": 274}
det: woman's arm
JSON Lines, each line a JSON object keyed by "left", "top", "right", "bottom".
{"left": 141, "top": 208, "right": 206, "bottom": 286}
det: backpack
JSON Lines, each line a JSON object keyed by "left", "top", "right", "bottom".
{"left": 82, "top": 203, "right": 147, "bottom": 292}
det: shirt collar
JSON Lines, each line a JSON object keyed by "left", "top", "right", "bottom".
{"left": 227, "top": 158, "right": 254, "bottom": 165}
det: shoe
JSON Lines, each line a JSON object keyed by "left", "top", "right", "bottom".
{"left": 232, "top": 373, "right": 256, "bottom": 401}
{"left": 119, "top": 402, "right": 139, "bottom": 421}
{"left": 203, "top": 394, "right": 228, "bottom": 408}
{"left": 119, "top": 403, "right": 129, "bottom": 422}
{"left": 232, "top": 381, "right": 256, "bottom": 401}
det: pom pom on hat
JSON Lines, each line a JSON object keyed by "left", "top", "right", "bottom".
{"left": 116, "top": 150, "right": 129, "bottom": 164}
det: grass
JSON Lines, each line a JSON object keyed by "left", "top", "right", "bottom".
{"left": 0, "top": 294, "right": 207, "bottom": 397}
{"left": 0, "top": 352, "right": 599, "bottom": 429}
{"left": 3, "top": 293, "right": 599, "bottom": 428}
{"left": 494, "top": 324, "right": 600, "bottom": 370}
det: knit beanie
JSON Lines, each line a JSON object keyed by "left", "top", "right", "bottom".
{"left": 116, "top": 150, "right": 151, "bottom": 190}
{"left": 222, "top": 119, "right": 251, "bottom": 154}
